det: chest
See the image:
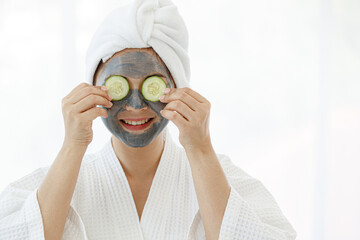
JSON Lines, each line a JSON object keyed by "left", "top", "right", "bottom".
{"left": 128, "top": 179, "right": 153, "bottom": 221}
{"left": 73, "top": 157, "right": 200, "bottom": 240}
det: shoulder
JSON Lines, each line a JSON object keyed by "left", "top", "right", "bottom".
{"left": 215, "top": 153, "right": 275, "bottom": 199}
{"left": 1, "top": 167, "right": 47, "bottom": 194}
{"left": 1, "top": 150, "right": 101, "bottom": 194}
{"left": 215, "top": 153, "right": 250, "bottom": 179}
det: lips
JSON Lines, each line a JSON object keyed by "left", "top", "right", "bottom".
{"left": 119, "top": 118, "right": 154, "bottom": 131}
{"left": 120, "top": 117, "right": 153, "bottom": 121}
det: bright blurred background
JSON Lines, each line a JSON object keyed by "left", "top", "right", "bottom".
{"left": 0, "top": 0, "right": 359, "bottom": 239}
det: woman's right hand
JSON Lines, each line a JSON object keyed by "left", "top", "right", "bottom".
{"left": 61, "top": 82, "right": 113, "bottom": 148}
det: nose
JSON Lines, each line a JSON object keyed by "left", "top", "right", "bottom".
{"left": 124, "top": 89, "right": 148, "bottom": 110}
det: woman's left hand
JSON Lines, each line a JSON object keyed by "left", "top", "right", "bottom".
{"left": 160, "top": 87, "right": 212, "bottom": 152}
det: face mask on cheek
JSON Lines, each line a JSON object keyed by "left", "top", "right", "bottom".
{"left": 101, "top": 88, "right": 171, "bottom": 148}
{"left": 96, "top": 50, "right": 175, "bottom": 148}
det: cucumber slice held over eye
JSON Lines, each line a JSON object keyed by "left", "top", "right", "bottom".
{"left": 104, "top": 75, "right": 129, "bottom": 101}
{"left": 142, "top": 76, "right": 167, "bottom": 102}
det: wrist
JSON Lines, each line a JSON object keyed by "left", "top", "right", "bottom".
{"left": 184, "top": 144, "right": 216, "bottom": 161}
{"left": 62, "top": 139, "right": 89, "bottom": 152}
{"left": 184, "top": 139, "right": 214, "bottom": 155}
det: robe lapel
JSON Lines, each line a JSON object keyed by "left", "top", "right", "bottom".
{"left": 101, "top": 137, "right": 145, "bottom": 239}
{"left": 139, "top": 127, "right": 182, "bottom": 239}
{"left": 101, "top": 127, "right": 181, "bottom": 239}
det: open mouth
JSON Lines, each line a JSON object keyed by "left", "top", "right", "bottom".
{"left": 120, "top": 118, "right": 154, "bottom": 125}
{"left": 119, "top": 118, "right": 155, "bottom": 130}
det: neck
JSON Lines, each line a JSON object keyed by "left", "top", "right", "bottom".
{"left": 111, "top": 132, "right": 165, "bottom": 180}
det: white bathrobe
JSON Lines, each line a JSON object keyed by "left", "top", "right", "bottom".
{"left": 0, "top": 128, "right": 297, "bottom": 239}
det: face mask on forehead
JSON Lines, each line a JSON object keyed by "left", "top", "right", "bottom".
{"left": 94, "top": 49, "right": 175, "bottom": 148}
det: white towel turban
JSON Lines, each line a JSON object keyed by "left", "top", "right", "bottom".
{"left": 85, "top": 0, "right": 191, "bottom": 89}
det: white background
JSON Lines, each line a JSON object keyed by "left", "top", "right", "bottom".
{"left": 0, "top": 0, "right": 359, "bottom": 239}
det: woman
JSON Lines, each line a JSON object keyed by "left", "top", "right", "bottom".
{"left": 0, "top": 0, "right": 297, "bottom": 239}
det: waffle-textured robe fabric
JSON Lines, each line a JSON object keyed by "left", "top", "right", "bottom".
{"left": 0, "top": 128, "right": 297, "bottom": 239}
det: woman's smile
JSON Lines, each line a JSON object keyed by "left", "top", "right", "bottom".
{"left": 119, "top": 117, "right": 155, "bottom": 131}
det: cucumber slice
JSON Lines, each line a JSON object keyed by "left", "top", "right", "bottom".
{"left": 142, "top": 76, "right": 167, "bottom": 102}
{"left": 104, "top": 75, "right": 129, "bottom": 101}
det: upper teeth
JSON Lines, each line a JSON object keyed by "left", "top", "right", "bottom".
{"left": 123, "top": 118, "right": 151, "bottom": 125}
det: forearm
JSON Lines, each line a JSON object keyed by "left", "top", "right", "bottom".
{"left": 37, "top": 142, "right": 87, "bottom": 240}
{"left": 186, "top": 145, "right": 231, "bottom": 240}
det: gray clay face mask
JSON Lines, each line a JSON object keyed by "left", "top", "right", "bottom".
{"left": 94, "top": 49, "right": 175, "bottom": 148}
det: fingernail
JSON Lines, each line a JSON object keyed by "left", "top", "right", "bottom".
{"left": 101, "top": 86, "right": 107, "bottom": 91}
{"left": 163, "top": 88, "right": 170, "bottom": 94}
{"left": 160, "top": 95, "right": 165, "bottom": 101}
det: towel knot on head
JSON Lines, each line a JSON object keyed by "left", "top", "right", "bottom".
{"left": 85, "top": 0, "right": 191, "bottom": 89}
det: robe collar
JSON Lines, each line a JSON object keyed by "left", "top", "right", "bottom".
{"left": 100, "top": 127, "right": 185, "bottom": 238}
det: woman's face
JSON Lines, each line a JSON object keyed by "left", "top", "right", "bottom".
{"left": 93, "top": 48, "right": 175, "bottom": 148}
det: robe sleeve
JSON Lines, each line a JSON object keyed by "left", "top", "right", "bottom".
{"left": 188, "top": 154, "right": 297, "bottom": 240}
{"left": 0, "top": 167, "right": 88, "bottom": 240}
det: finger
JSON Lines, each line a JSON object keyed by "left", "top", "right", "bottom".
{"left": 160, "top": 89, "right": 199, "bottom": 111}
{"left": 182, "top": 87, "right": 208, "bottom": 103}
{"left": 66, "top": 82, "right": 91, "bottom": 98}
{"left": 162, "top": 100, "right": 193, "bottom": 121}
{"left": 80, "top": 106, "right": 108, "bottom": 121}
{"left": 68, "top": 85, "right": 112, "bottom": 104}
{"left": 74, "top": 94, "right": 113, "bottom": 113}
{"left": 164, "top": 87, "right": 207, "bottom": 104}
{"left": 160, "top": 109, "right": 187, "bottom": 129}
